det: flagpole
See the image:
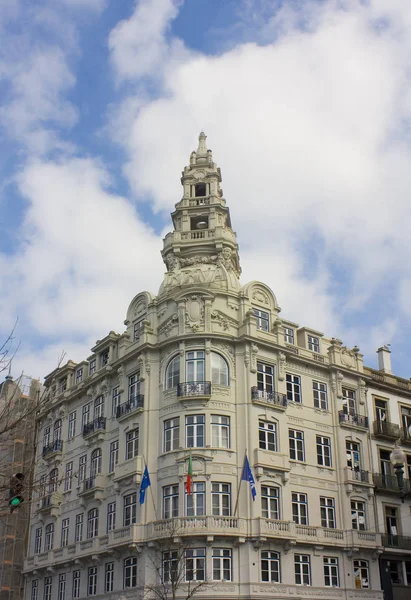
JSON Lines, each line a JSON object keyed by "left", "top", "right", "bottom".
{"left": 233, "top": 449, "right": 247, "bottom": 518}
{"left": 142, "top": 454, "right": 158, "bottom": 521}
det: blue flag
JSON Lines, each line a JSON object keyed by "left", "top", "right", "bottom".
{"left": 139, "top": 465, "right": 151, "bottom": 505}
{"left": 241, "top": 455, "right": 257, "bottom": 501}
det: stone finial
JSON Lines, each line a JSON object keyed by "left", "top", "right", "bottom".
{"left": 197, "top": 131, "right": 207, "bottom": 155}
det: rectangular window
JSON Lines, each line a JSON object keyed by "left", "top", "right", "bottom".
{"left": 43, "top": 426, "right": 51, "bottom": 448}
{"left": 317, "top": 436, "right": 332, "bottom": 467}
{"left": 87, "top": 566, "right": 97, "bottom": 596}
{"left": 44, "top": 577, "right": 52, "bottom": 600}
{"left": 185, "top": 415, "right": 205, "bottom": 448}
{"left": 401, "top": 406, "right": 411, "bottom": 434}
{"left": 186, "top": 482, "right": 205, "bottom": 517}
{"left": 324, "top": 557, "right": 339, "bottom": 587}
{"left": 295, "top": 554, "right": 311, "bottom": 585}
{"left": 353, "top": 560, "right": 369, "bottom": 589}
{"left": 68, "top": 412, "right": 76, "bottom": 439}
{"left": 75, "top": 514, "right": 83, "bottom": 543}
{"left": 286, "top": 374, "right": 301, "bottom": 403}
{"left": 61, "top": 518, "right": 69, "bottom": 547}
{"left": 124, "top": 557, "right": 138, "bottom": 588}
{"left": 253, "top": 308, "right": 270, "bottom": 331}
{"left": 211, "top": 415, "right": 230, "bottom": 448}
{"left": 58, "top": 574, "right": 66, "bottom": 600}
{"left": 259, "top": 420, "right": 277, "bottom": 452}
{"left": 128, "top": 373, "right": 140, "bottom": 402}
{"left": 164, "top": 418, "right": 180, "bottom": 452}
{"left": 78, "top": 454, "right": 87, "bottom": 483}
{"left": 109, "top": 440, "right": 119, "bottom": 473}
{"left": 31, "top": 580, "right": 38, "bottom": 600}
{"left": 388, "top": 560, "right": 403, "bottom": 585}
{"left": 186, "top": 351, "right": 205, "bottom": 382}
{"left": 72, "top": 571, "right": 80, "bottom": 599}
{"left": 87, "top": 509, "right": 99, "bottom": 539}
{"left": 313, "top": 382, "right": 328, "bottom": 410}
{"left": 34, "top": 527, "right": 42, "bottom": 554}
{"left": 163, "top": 550, "right": 178, "bottom": 583}
{"left": 134, "top": 320, "right": 144, "bottom": 341}
{"left": 346, "top": 440, "right": 361, "bottom": 470}
{"left": 320, "top": 497, "right": 336, "bottom": 529}
{"left": 124, "top": 493, "right": 137, "bottom": 526}
{"left": 261, "top": 551, "right": 280, "bottom": 583}
{"left": 212, "top": 548, "right": 232, "bottom": 581}
{"left": 64, "top": 462, "right": 73, "bottom": 492}
{"left": 342, "top": 388, "right": 356, "bottom": 415}
{"left": 126, "top": 429, "right": 139, "bottom": 460}
{"left": 261, "top": 486, "right": 280, "bottom": 520}
{"left": 185, "top": 548, "right": 206, "bottom": 581}
{"left": 82, "top": 403, "right": 91, "bottom": 427}
{"left": 257, "top": 362, "right": 274, "bottom": 393}
{"left": 112, "top": 386, "right": 121, "bottom": 416}
{"left": 94, "top": 395, "right": 104, "bottom": 418}
{"left": 101, "top": 350, "right": 109, "bottom": 368}
{"left": 89, "top": 359, "right": 96, "bottom": 375}
{"left": 292, "top": 492, "right": 308, "bottom": 525}
{"left": 105, "top": 563, "right": 114, "bottom": 593}
{"left": 212, "top": 483, "right": 231, "bottom": 516}
{"left": 308, "top": 335, "right": 320, "bottom": 352}
{"left": 163, "top": 485, "right": 179, "bottom": 519}
{"left": 107, "top": 502, "right": 116, "bottom": 532}
{"left": 405, "top": 561, "right": 411, "bottom": 585}
{"left": 289, "top": 430, "right": 305, "bottom": 461}
{"left": 75, "top": 368, "right": 83, "bottom": 384}
{"left": 284, "top": 327, "right": 294, "bottom": 344}
{"left": 351, "top": 500, "right": 366, "bottom": 530}
{"left": 45, "top": 524, "right": 54, "bottom": 551}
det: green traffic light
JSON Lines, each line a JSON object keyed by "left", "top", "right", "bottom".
{"left": 10, "top": 497, "right": 21, "bottom": 507}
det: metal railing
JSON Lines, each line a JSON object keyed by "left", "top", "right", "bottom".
{"left": 373, "top": 473, "right": 411, "bottom": 493}
{"left": 42, "top": 439, "right": 63, "bottom": 458}
{"left": 347, "top": 468, "right": 370, "bottom": 483}
{"left": 82, "top": 417, "right": 106, "bottom": 436}
{"left": 251, "top": 387, "right": 287, "bottom": 408}
{"left": 338, "top": 411, "right": 368, "bottom": 428}
{"left": 116, "top": 395, "right": 144, "bottom": 418}
{"left": 373, "top": 420, "right": 400, "bottom": 439}
{"left": 400, "top": 426, "right": 411, "bottom": 444}
{"left": 382, "top": 534, "right": 411, "bottom": 550}
{"left": 177, "top": 382, "right": 211, "bottom": 397}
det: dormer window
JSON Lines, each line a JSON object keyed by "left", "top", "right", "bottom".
{"left": 101, "top": 350, "right": 109, "bottom": 368}
{"left": 284, "top": 327, "right": 294, "bottom": 344}
{"left": 195, "top": 183, "right": 206, "bottom": 197}
{"left": 89, "top": 359, "right": 96, "bottom": 375}
{"left": 134, "top": 320, "right": 144, "bottom": 341}
{"left": 76, "top": 368, "right": 83, "bottom": 384}
{"left": 253, "top": 308, "right": 270, "bottom": 332}
{"left": 308, "top": 335, "right": 320, "bottom": 353}
{"left": 59, "top": 377, "right": 67, "bottom": 393}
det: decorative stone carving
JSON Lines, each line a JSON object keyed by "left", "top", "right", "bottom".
{"left": 180, "top": 255, "right": 217, "bottom": 267}
{"left": 250, "top": 344, "right": 259, "bottom": 373}
{"left": 341, "top": 347, "right": 355, "bottom": 369}
{"left": 278, "top": 352, "right": 286, "bottom": 381}
{"left": 165, "top": 253, "right": 180, "bottom": 272}
{"left": 252, "top": 288, "right": 270, "bottom": 305}
{"left": 184, "top": 295, "right": 205, "bottom": 333}
{"left": 158, "top": 314, "right": 178, "bottom": 338}
{"left": 358, "top": 378, "right": 367, "bottom": 405}
{"left": 210, "top": 309, "right": 229, "bottom": 330}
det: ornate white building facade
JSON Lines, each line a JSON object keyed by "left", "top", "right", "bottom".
{"left": 23, "top": 134, "right": 411, "bottom": 600}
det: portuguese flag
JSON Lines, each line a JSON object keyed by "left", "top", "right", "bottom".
{"left": 186, "top": 455, "right": 193, "bottom": 495}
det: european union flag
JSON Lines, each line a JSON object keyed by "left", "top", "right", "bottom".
{"left": 139, "top": 465, "right": 151, "bottom": 505}
{"left": 241, "top": 455, "right": 257, "bottom": 501}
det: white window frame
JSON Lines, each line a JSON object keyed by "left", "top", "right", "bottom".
{"left": 78, "top": 454, "right": 87, "bottom": 483}
{"left": 166, "top": 356, "right": 180, "bottom": 389}
{"left": 124, "top": 557, "right": 138, "bottom": 588}
{"left": 128, "top": 373, "right": 140, "bottom": 402}
{"left": 75, "top": 368, "right": 83, "bottom": 384}
{"left": 100, "top": 349, "right": 109, "bottom": 368}
{"left": 107, "top": 502, "right": 116, "bottom": 533}
{"left": 87, "top": 566, "right": 97, "bottom": 596}
{"left": 82, "top": 403, "right": 91, "bottom": 428}
{"left": 105, "top": 563, "right": 114, "bottom": 593}
{"left": 89, "top": 359, "right": 96, "bottom": 375}
{"left": 286, "top": 373, "right": 301, "bottom": 403}
{"left": 72, "top": 571, "right": 80, "bottom": 599}
{"left": 94, "top": 395, "right": 104, "bottom": 419}
{"left": 308, "top": 335, "right": 320, "bottom": 352}
{"left": 75, "top": 514, "right": 83, "bottom": 543}
{"left": 68, "top": 411, "right": 76, "bottom": 440}
{"left": 253, "top": 308, "right": 270, "bottom": 331}
{"left": 58, "top": 573, "right": 66, "bottom": 600}
{"left": 164, "top": 418, "right": 180, "bottom": 452}
{"left": 289, "top": 430, "right": 305, "bottom": 461}
{"left": 185, "top": 548, "right": 206, "bottom": 582}
{"left": 34, "top": 528, "right": 42, "bottom": 554}
{"left": 211, "top": 482, "right": 231, "bottom": 516}
{"left": 133, "top": 320, "right": 144, "bottom": 341}
{"left": 53, "top": 419, "right": 62, "bottom": 441}
{"left": 186, "top": 482, "right": 205, "bottom": 517}
{"left": 87, "top": 508, "right": 99, "bottom": 539}
{"left": 342, "top": 388, "right": 356, "bottom": 415}
{"left": 61, "top": 518, "right": 69, "bottom": 547}
{"left": 320, "top": 497, "right": 336, "bottom": 529}
{"left": 163, "top": 550, "right": 179, "bottom": 583}
{"left": 31, "top": 580, "right": 38, "bottom": 600}
{"left": 259, "top": 420, "right": 277, "bottom": 452}
{"left": 284, "top": 327, "right": 294, "bottom": 344}
{"left": 212, "top": 548, "right": 232, "bottom": 581}
{"left": 109, "top": 440, "right": 119, "bottom": 473}
{"left": 261, "top": 550, "right": 280, "bottom": 583}
{"left": 112, "top": 386, "right": 121, "bottom": 416}
{"left": 211, "top": 352, "right": 229, "bottom": 385}
{"left": 123, "top": 493, "right": 137, "bottom": 526}
{"left": 353, "top": 560, "right": 369, "bottom": 589}
{"left": 313, "top": 381, "right": 328, "bottom": 410}
{"left": 163, "top": 485, "right": 179, "bottom": 519}
{"left": 186, "top": 351, "right": 205, "bottom": 382}
{"left": 211, "top": 415, "right": 230, "bottom": 448}
{"left": 45, "top": 523, "right": 54, "bottom": 551}
{"left": 351, "top": 500, "right": 366, "bottom": 530}
{"left": 185, "top": 415, "right": 205, "bottom": 448}
{"left": 44, "top": 577, "right": 52, "bottom": 600}
{"left": 43, "top": 426, "right": 51, "bottom": 448}
{"left": 324, "top": 557, "right": 339, "bottom": 587}
{"left": 261, "top": 486, "right": 280, "bottom": 520}
{"left": 126, "top": 429, "right": 139, "bottom": 460}
{"left": 90, "top": 448, "right": 102, "bottom": 477}
{"left": 257, "top": 362, "right": 274, "bottom": 393}
{"left": 295, "top": 554, "right": 311, "bottom": 586}
{"left": 317, "top": 435, "right": 332, "bottom": 467}
{"left": 292, "top": 492, "right": 308, "bottom": 525}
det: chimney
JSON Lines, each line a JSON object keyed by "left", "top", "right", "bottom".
{"left": 377, "top": 345, "right": 392, "bottom": 374}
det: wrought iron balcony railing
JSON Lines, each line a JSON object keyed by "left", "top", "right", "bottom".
{"left": 82, "top": 417, "right": 106, "bottom": 437}
{"left": 177, "top": 381, "right": 211, "bottom": 397}
{"left": 116, "top": 395, "right": 144, "bottom": 419}
{"left": 373, "top": 473, "right": 411, "bottom": 493}
{"left": 382, "top": 534, "right": 411, "bottom": 550}
{"left": 338, "top": 411, "right": 368, "bottom": 428}
{"left": 42, "top": 439, "right": 63, "bottom": 458}
{"left": 400, "top": 426, "right": 411, "bottom": 444}
{"left": 373, "top": 420, "right": 400, "bottom": 440}
{"left": 251, "top": 387, "right": 287, "bottom": 408}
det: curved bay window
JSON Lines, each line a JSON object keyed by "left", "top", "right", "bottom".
{"left": 165, "top": 350, "right": 230, "bottom": 392}
{"left": 211, "top": 353, "right": 229, "bottom": 385}
{"left": 166, "top": 356, "right": 180, "bottom": 390}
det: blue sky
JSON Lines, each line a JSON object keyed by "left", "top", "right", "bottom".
{"left": 1, "top": 0, "right": 411, "bottom": 380}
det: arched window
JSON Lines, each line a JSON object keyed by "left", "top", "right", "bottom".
{"left": 94, "top": 395, "right": 104, "bottom": 419}
{"left": 49, "top": 468, "right": 58, "bottom": 493}
{"left": 87, "top": 508, "right": 99, "bottom": 539}
{"left": 91, "top": 448, "right": 102, "bottom": 477}
{"left": 166, "top": 356, "right": 180, "bottom": 389}
{"left": 45, "top": 523, "right": 54, "bottom": 550}
{"left": 124, "top": 557, "right": 138, "bottom": 588}
{"left": 53, "top": 419, "right": 62, "bottom": 441}
{"left": 211, "top": 352, "right": 229, "bottom": 386}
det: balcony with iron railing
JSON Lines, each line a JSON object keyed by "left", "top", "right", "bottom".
{"left": 400, "top": 426, "right": 411, "bottom": 445}
{"left": 373, "top": 420, "right": 400, "bottom": 440}
{"left": 344, "top": 467, "right": 371, "bottom": 485}
{"left": 116, "top": 395, "right": 144, "bottom": 420}
{"left": 177, "top": 381, "right": 211, "bottom": 401}
{"left": 251, "top": 387, "right": 287, "bottom": 411}
{"left": 82, "top": 417, "right": 106, "bottom": 438}
{"left": 42, "top": 439, "right": 63, "bottom": 459}
{"left": 373, "top": 473, "right": 411, "bottom": 494}
{"left": 338, "top": 411, "right": 369, "bottom": 429}
{"left": 382, "top": 534, "right": 411, "bottom": 551}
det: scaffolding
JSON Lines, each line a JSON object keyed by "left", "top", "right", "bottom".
{"left": 0, "top": 376, "right": 41, "bottom": 600}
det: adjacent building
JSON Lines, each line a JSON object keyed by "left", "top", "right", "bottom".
{"left": 23, "top": 133, "right": 411, "bottom": 600}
